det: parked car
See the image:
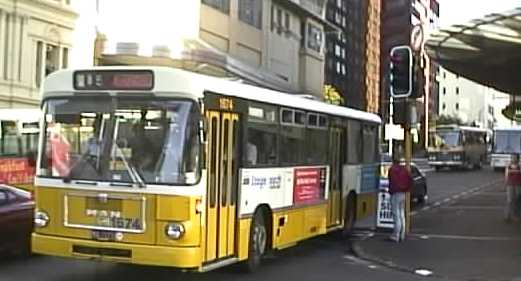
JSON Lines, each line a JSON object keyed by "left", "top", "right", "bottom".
{"left": 380, "top": 161, "right": 428, "bottom": 204}
{"left": 0, "top": 185, "right": 34, "bottom": 256}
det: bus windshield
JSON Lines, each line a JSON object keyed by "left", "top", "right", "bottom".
{"left": 431, "top": 131, "right": 460, "bottom": 148}
{"left": 494, "top": 131, "right": 521, "bottom": 154}
{"left": 40, "top": 96, "right": 201, "bottom": 185}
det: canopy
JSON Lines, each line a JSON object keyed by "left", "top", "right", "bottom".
{"left": 426, "top": 8, "right": 521, "bottom": 95}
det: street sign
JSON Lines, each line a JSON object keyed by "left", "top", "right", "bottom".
{"left": 377, "top": 179, "right": 394, "bottom": 229}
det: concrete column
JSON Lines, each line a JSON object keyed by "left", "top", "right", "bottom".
{"left": 0, "top": 10, "right": 4, "bottom": 80}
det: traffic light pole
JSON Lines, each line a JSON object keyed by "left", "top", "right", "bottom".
{"left": 404, "top": 101, "right": 412, "bottom": 234}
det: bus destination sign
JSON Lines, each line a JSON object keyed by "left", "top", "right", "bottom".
{"left": 74, "top": 70, "right": 154, "bottom": 91}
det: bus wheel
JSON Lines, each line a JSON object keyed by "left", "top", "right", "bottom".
{"left": 244, "top": 210, "right": 267, "bottom": 272}
{"left": 342, "top": 194, "right": 357, "bottom": 237}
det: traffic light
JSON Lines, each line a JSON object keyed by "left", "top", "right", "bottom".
{"left": 390, "top": 46, "right": 413, "bottom": 98}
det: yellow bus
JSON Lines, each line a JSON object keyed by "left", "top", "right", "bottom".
{"left": 0, "top": 109, "right": 40, "bottom": 191}
{"left": 32, "top": 67, "right": 381, "bottom": 272}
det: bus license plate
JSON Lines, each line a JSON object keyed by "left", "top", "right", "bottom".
{"left": 92, "top": 230, "right": 117, "bottom": 241}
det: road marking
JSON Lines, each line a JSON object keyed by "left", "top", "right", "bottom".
{"left": 410, "top": 233, "right": 521, "bottom": 241}
{"left": 441, "top": 206, "right": 503, "bottom": 210}
{"left": 412, "top": 179, "right": 502, "bottom": 216}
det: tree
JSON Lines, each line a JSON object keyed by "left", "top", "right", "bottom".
{"left": 435, "top": 114, "right": 465, "bottom": 126}
{"left": 323, "top": 85, "right": 344, "bottom": 105}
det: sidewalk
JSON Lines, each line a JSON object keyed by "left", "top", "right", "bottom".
{"left": 352, "top": 182, "right": 521, "bottom": 281}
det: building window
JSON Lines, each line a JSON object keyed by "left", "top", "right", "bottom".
{"left": 455, "top": 103, "right": 459, "bottom": 110}
{"left": 306, "top": 22, "right": 323, "bottom": 53}
{"left": 442, "top": 87, "right": 446, "bottom": 95}
{"left": 35, "top": 41, "right": 43, "bottom": 87}
{"left": 202, "top": 0, "right": 229, "bottom": 14}
{"left": 442, "top": 103, "right": 446, "bottom": 110}
{"left": 456, "top": 87, "right": 459, "bottom": 95}
{"left": 62, "top": 47, "right": 69, "bottom": 69}
{"left": 45, "top": 44, "right": 59, "bottom": 77}
{"left": 284, "top": 12, "right": 290, "bottom": 31}
{"left": 239, "top": 0, "right": 262, "bottom": 28}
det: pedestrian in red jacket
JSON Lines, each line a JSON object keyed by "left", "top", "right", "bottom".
{"left": 504, "top": 154, "right": 521, "bottom": 222}
{"left": 388, "top": 156, "right": 412, "bottom": 242}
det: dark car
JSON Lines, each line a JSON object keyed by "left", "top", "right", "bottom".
{"left": 380, "top": 162, "right": 428, "bottom": 204}
{"left": 0, "top": 185, "right": 34, "bottom": 256}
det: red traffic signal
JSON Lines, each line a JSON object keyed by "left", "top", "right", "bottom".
{"left": 390, "top": 46, "right": 413, "bottom": 98}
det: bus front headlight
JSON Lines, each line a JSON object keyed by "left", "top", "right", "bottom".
{"left": 34, "top": 210, "right": 50, "bottom": 228}
{"left": 165, "top": 223, "right": 185, "bottom": 240}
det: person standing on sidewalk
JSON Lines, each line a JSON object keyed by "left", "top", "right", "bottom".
{"left": 388, "top": 156, "right": 413, "bottom": 242}
{"left": 504, "top": 154, "right": 521, "bottom": 222}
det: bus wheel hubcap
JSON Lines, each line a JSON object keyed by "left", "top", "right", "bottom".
{"left": 254, "top": 225, "right": 266, "bottom": 255}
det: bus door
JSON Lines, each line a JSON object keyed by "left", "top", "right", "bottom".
{"left": 205, "top": 111, "right": 239, "bottom": 261}
{"left": 327, "top": 128, "right": 343, "bottom": 227}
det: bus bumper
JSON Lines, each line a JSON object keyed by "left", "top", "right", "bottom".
{"left": 32, "top": 233, "right": 202, "bottom": 269}
{"left": 429, "top": 161, "right": 463, "bottom": 167}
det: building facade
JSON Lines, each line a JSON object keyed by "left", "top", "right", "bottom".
{"left": 364, "top": 0, "right": 380, "bottom": 114}
{"left": 0, "top": 0, "right": 77, "bottom": 108}
{"left": 324, "top": 0, "right": 348, "bottom": 102}
{"left": 98, "top": 0, "right": 332, "bottom": 99}
{"left": 380, "top": 0, "right": 439, "bottom": 147}
{"left": 438, "top": 68, "right": 511, "bottom": 129}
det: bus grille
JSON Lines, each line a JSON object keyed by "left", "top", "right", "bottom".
{"left": 73, "top": 245, "right": 132, "bottom": 258}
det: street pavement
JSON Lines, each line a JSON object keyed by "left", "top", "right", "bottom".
{"left": 0, "top": 168, "right": 503, "bottom": 281}
{"left": 352, "top": 167, "right": 521, "bottom": 281}
{"left": 0, "top": 234, "right": 441, "bottom": 281}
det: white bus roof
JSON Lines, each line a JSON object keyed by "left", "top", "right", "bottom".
{"left": 493, "top": 127, "right": 521, "bottom": 131}
{"left": 42, "top": 66, "right": 381, "bottom": 124}
{"left": 432, "top": 125, "right": 488, "bottom": 133}
{"left": 0, "top": 108, "right": 41, "bottom": 122}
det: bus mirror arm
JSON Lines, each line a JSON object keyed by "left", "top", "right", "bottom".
{"left": 199, "top": 119, "right": 207, "bottom": 144}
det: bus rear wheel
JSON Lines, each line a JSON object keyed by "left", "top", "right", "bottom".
{"left": 243, "top": 210, "right": 268, "bottom": 272}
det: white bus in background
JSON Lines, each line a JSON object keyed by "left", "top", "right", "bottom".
{"left": 491, "top": 127, "right": 521, "bottom": 170}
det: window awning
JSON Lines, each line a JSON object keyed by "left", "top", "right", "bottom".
{"left": 426, "top": 8, "right": 521, "bottom": 95}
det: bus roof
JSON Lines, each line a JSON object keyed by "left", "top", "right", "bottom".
{"left": 431, "top": 125, "right": 488, "bottom": 133}
{"left": 42, "top": 66, "right": 381, "bottom": 124}
{"left": 493, "top": 127, "right": 521, "bottom": 131}
{"left": 0, "top": 108, "right": 41, "bottom": 122}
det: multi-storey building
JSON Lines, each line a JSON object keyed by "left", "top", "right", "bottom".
{"left": 97, "top": 0, "right": 333, "bottom": 99}
{"left": 380, "top": 0, "right": 439, "bottom": 148}
{"left": 364, "top": 0, "right": 380, "bottom": 114}
{"left": 438, "top": 68, "right": 511, "bottom": 129}
{"left": 344, "top": 0, "right": 367, "bottom": 110}
{"left": 0, "top": 0, "right": 77, "bottom": 108}
{"left": 324, "top": 0, "right": 348, "bottom": 102}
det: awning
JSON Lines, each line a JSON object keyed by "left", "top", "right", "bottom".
{"left": 426, "top": 8, "right": 521, "bottom": 95}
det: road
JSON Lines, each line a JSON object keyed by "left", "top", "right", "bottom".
{"left": 0, "top": 168, "right": 501, "bottom": 281}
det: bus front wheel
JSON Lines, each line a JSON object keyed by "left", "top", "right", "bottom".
{"left": 244, "top": 210, "right": 268, "bottom": 272}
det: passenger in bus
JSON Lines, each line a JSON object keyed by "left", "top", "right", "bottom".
{"left": 128, "top": 123, "right": 157, "bottom": 174}
{"left": 247, "top": 141, "right": 258, "bottom": 166}
{"left": 504, "top": 154, "right": 521, "bottom": 222}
